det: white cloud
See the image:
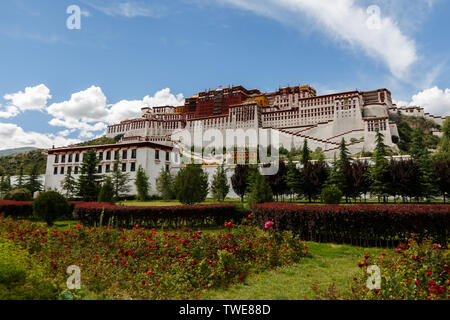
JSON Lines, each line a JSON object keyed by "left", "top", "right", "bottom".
{"left": 0, "top": 122, "right": 81, "bottom": 150}
{"left": 47, "top": 86, "right": 184, "bottom": 137}
{"left": 409, "top": 87, "right": 450, "bottom": 116}
{"left": 3, "top": 84, "right": 51, "bottom": 113}
{"left": 0, "top": 105, "right": 20, "bottom": 119}
{"left": 394, "top": 86, "right": 450, "bottom": 116}
{"left": 81, "top": 1, "right": 165, "bottom": 18}
{"left": 218, "top": 0, "right": 418, "bottom": 78}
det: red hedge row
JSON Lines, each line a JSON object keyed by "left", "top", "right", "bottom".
{"left": 252, "top": 203, "right": 450, "bottom": 247}
{"left": 0, "top": 200, "right": 82, "bottom": 219}
{"left": 73, "top": 203, "right": 238, "bottom": 228}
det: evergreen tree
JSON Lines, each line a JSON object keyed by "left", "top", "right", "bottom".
{"left": 61, "top": 168, "right": 77, "bottom": 199}
{"left": 173, "top": 163, "right": 209, "bottom": 205}
{"left": 231, "top": 164, "right": 249, "bottom": 203}
{"left": 301, "top": 139, "right": 311, "bottom": 166}
{"left": 111, "top": 158, "right": 131, "bottom": 200}
{"left": 210, "top": 164, "right": 230, "bottom": 202}
{"left": 370, "top": 130, "right": 391, "bottom": 202}
{"left": 410, "top": 128, "right": 437, "bottom": 200}
{"left": 434, "top": 159, "right": 450, "bottom": 203}
{"left": 247, "top": 167, "right": 273, "bottom": 206}
{"left": 26, "top": 162, "right": 42, "bottom": 195}
{"left": 77, "top": 149, "right": 102, "bottom": 202}
{"left": 156, "top": 167, "right": 174, "bottom": 201}
{"left": 436, "top": 117, "right": 450, "bottom": 159}
{"left": 350, "top": 160, "right": 371, "bottom": 202}
{"left": 135, "top": 165, "right": 151, "bottom": 201}
{"left": 98, "top": 176, "right": 115, "bottom": 203}
{"left": 17, "top": 165, "right": 24, "bottom": 188}
{"left": 285, "top": 158, "right": 302, "bottom": 200}
{"left": 0, "top": 174, "right": 10, "bottom": 199}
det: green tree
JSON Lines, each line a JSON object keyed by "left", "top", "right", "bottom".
{"left": 135, "top": 165, "right": 151, "bottom": 201}
{"left": 436, "top": 117, "right": 450, "bottom": 160}
{"left": 25, "top": 162, "right": 42, "bottom": 195}
{"left": 370, "top": 130, "right": 391, "bottom": 202}
{"left": 301, "top": 139, "right": 311, "bottom": 166}
{"left": 285, "top": 158, "right": 302, "bottom": 200}
{"left": 173, "top": 163, "right": 209, "bottom": 205}
{"left": 77, "top": 149, "right": 101, "bottom": 202}
{"left": 231, "top": 164, "right": 249, "bottom": 203}
{"left": 247, "top": 167, "right": 273, "bottom": 206}
{"left": 210, "top": 164, "right": 230, "bottom": 202}
{"left": 111, "top": 158, "right": 131, "bottom": 200}
{"left": 61, "top": 168, "right": 77, "bottom": 199}
{"left": 434, "top": 159, "right": 450, "bottom": 203}
{"left": 0, "top": 174, "right": 11, "bottom": 198}
{"left": 410, "top": 128, "right": 437, "bottom": 200}
{"left": 16, "top": 165, "right": 24, "bottom": 188}
{"left": 98, "top": 176, "right": 115, "bottom": 203}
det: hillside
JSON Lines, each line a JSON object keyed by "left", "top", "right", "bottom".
{"left": 0, "top": 149, "right": 47, "bottom": 175}
{"left": 0, "top": 147, "right": 37, "bottom": 157}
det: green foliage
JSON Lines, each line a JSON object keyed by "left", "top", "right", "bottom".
{"left": 321, "top": 186, "right": 342, "bottom": 204}
{"left": 285, "top": 159, "right": 302, "bottom": 199}
{"left": 394, "top": 114, "right": 441, "bottom": 153}
{"left": 211, "top": 164, "right": 230, "bottom": 202}
{"left": 98, "top": 176, "right": 115, "bottom": 203}
{"left": 25, "top": 162, "right": 43, "bottom": 195}
{"left": 302, "top": 161, "right": 328, "bottom": 202}
{"left": 0, "top": 149, "right": 46, "bottom": 177}
{"left": 3, "top": 188, "right": 33, "bottom": 201}
{"left": 0, "top": 238, "right": 60, "bottom": 300}
{"left": 156, "top": 167, "right": 174, "bottom": 201}
{"left": 436, "top": 117, "right": 450, "bottom": 160}
{"left": 247, "top": 168, "right": 273, "bottom": 206}
{"left": 301, "top": 139, "right": 311, "bottom": 166}
{"left": 351, "top": 237, "right": 449, "bottom": 300}
{"left": 33, "top": 191, "right": 70, "bottom": 226}
{"left": 0, "top": 175, "right": 11, "bottom": 199}
{"left": 135, "top": 165, "right": 151, "bottom": 201}
{"left": 76, "top": 149, "right": 101, "bottom": 201}
{"left": 75, "top": 135, "right": 122, "bottom": 147}
{"left": 370, "top": 131, "right": 391, "bottom": 201}
{"left": 61, "top": 168, "right": 77, "bottom": 199}
{"left": 231, "top": 164, "right": 249, "bottom": 202}
{"left": 111, "top": 158, "right": 131, "bottom": 200}
{"left": 173, "top": 164, "right": 209, "bottom": 205}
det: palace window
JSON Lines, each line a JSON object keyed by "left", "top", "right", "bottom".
{"left": 74, "top": 166, "right": 79, "bottom": 174}
{"left": 53, "top": 167, "right": 58, "bottom": 175}
{"left": 106, "top": 164, "right": 111, "bottom": 172}
{"left": 106, "top": 151, "right": 111, "bottom": 160}
{"left": 130, "top": 162, "right": 136, "bottom": 172}
{"left": 155, "top": 150, "right": 160, "bottom": 160}
{"left": 61, "top": 155, "right": 66, "bottom": 163}
{"left": 55, "top": 155, "right": 59, "bottom": 163}
{"left": 75, "top": 153, "right": 80, "bottom": 162}
{"left": 122, "top": 163, "right": 127, "bottom": 172}
{"left": 99, "top": 152, "right": 103, "bottom": 161}
{"left": 60, "top": 167, "right": 65, "bottom": 175}
{"left": 122, "top": 150, "right": 127, "bottom": 160}
{"left": 68, "top": 154, "right": 72, "bottom": 163}
{"left": 98, "top": 165, "right": 102, "bottom": 174}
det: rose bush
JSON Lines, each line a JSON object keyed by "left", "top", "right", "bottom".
{"left": 350, "top": 236, "right": 449, "bottom": 300}
{"left": 0, "top": 214, "right": 308, "bottom": 299}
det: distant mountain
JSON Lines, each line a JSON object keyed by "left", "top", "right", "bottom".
{"left": 0, "top": 149, "right": 46, "bottom": 176}
{"left": 0, "top": 147, "right": 38, "bottom": 157}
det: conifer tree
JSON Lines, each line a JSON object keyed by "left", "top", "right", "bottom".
{"left": 111, "top": 157, "right": 131, "bottom": 200}
{"left": 26, "top": 162, "right": 42, "bottom": 195}
{"left": 156, "top": 167, "right": 174, "bottom": 201}
{"left": 135, "top": 165, "right": 151, "bottom": 201}
{"left": 370, "top": 130, "right": 391, "bottom": 202}
{"left": 61, "top": 168, "right": 77, "bottom": 199}
{"left": 17, "top": 165, "right": 24, "bottom": 188}
{"left": 301, "top": 139, "right": 311, "bottom": 167}
{"left": 211, "top": 164, "right": 230, "bottom": 202}
{"left": 285, "top": 158, "right": 302, "bottom": 200}
{"left": 77, "top": 149, "right": 102, "bottom": 202}
{"left": 247, "top": 167, "right": 273, "bottom": 206}
{"left": 98, "top": 176, "right": 115, "bottom": 203}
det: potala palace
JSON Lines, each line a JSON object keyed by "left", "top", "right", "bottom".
{"left": 44, "top": 84, "right": 446, "bottom": 197}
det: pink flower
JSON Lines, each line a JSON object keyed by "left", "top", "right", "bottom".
{"left": 264, "top": 221, "right": 274, "bottom": 229}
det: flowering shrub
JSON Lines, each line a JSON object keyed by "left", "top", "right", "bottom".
{"left": 74, "top": 203, "right": 241, "bottom": 228}
{"left": 350, "top": 236, "right": 449, "bottom": 300}
{"left": 0, "top": 215, "right": 308, "bottom": 299}
{"left": 252, "top": 203, "right": 450, "bottom": 247}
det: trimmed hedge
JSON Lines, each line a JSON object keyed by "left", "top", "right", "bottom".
{"left": 0, "top": 201, "right": 33, "bottom": 219}
{"left": 74, "top": 203, "right": 239, "bottom": 228}
{"left": 252, "top": 203, "right": 450, "bottom": 247}
{"left": 0, "top": 200, "right": 81, "bottom": 219}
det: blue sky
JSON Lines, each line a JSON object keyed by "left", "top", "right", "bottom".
{"left": 0, "top": 0, "right": 449, "bottom": 150}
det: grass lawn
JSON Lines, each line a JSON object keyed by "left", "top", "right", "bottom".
{"left": 203, "top": 242, "right": 389, "bottom": 300}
